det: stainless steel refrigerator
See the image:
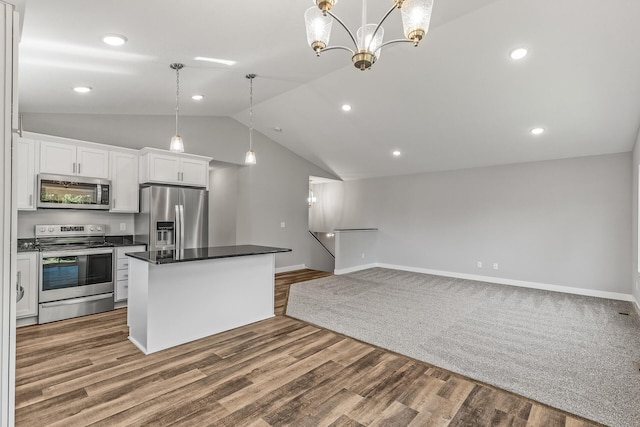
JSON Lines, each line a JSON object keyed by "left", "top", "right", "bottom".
{"left": 135, "top": 185, "right": 208, "bottom": 251}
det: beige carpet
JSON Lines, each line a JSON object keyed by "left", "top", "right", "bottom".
{"left": 286, "top": 268, "right": 640, "bottom": 427}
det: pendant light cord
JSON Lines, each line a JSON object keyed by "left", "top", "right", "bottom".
{"left": 249, "top": 76, "right": 254, "bottom": 151}
{"left": 175, "top": 66, "right": 180, "bottom": 136}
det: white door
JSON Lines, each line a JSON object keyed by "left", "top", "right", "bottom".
{"left": 39, "top": 140, "right": 76, "bottom": 175}
{"left": 15, "top": 253, "right": 37, "bottom": 318}
{"left": 76, "top": 146, "right": 109, "bottom": 178}
{"left": 110, "top": 151, "right": 139, "bottom": 212}
{"left": 148, "top": 153, "right": 181, "bottom": 183}
{"left": 180, "top": 158, "right": 208, "bottom": 187}
{"left": 15, "top": 137, "right": 35, "bottom": 210}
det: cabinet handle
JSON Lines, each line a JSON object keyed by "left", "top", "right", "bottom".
{"left": 78, "top": 163, "right": 81, "bottom": 174}
{"left": 178, "top": 171, "right": 181, "bottom": 181}
{"left": 113, "top": 198, "right": 116, "bottom": 209}
{"left": 123, "top": 274, "right": 128, "bottom": 278}
{"left": 124, "top": 284, "right": 128, "bottom": 288}
{"left": 73, "top": 162, "right": 76, "bottom": 173}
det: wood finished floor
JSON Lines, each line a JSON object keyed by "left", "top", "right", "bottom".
{"left": 15, "top": 269, "right": 602, "bottom": 427}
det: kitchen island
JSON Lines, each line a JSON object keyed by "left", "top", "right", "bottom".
{"left": 126, "top": 245, "right": 291, "bottom": 354}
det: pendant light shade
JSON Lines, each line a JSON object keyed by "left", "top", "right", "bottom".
{"left": 169, "top": 63, "right": 185, "bottom": 153}
{"left": 245, "top": 74, "right": 257, "bottom": 165}
{"left": 170, "top": 135, "right": 184, "bottom": 153}
{"left": 244, "top": 150, "right": 257, "bottom": 165}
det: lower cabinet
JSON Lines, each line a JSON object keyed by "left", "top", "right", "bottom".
{"left": 115, "top": 245, "right": 146, "bottom": 302}
{"left": 16, "top": 252, "right": 38, "bottom": 319}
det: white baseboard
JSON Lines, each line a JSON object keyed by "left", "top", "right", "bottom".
{"left": 334, "top": 263, "right": 378, "bottom": 275}
{"left": 633, "top": 295, "right": 640, "bottom": 317}
{"left": 275, "top": 264, "right": 307, "bottom": 274}
{"left": 375, "top": 263, "right": 635, "bottom": 302}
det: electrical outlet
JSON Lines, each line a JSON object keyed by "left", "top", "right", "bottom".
{"left": 120, "top": 223, "right": 126, "bottom": 231}
{"left": 280, "top": 222, "right": 285, "bottom": 228}
{"left": 477, "top": 261, "right": 482, "bottom": 268}
{"left": 493, "top": 263, "right": 499, "bottom": 270}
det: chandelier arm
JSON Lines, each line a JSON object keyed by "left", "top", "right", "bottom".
{"left": 378, "top": 38, "right": 415, "bottom": 50}
{"left": 327, "top": 10, "right": 359, "bottom": 51}
{"left": 367, "top": 3, "right": 398, "bottom": 52}
{"left": 321, "top": 45, "right": 356, "bottom": 55}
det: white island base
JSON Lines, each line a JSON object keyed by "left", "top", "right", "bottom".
{"left": 128, "top": 253, "right": 276, "bottom": 355}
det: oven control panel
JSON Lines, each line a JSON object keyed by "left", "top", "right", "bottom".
{"left": 35, "top": 224, "right": 106, "bottom": 237}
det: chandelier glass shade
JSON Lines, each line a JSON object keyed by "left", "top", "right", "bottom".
{"left": 304, "top": 0, "right": 433, "bottom": 70}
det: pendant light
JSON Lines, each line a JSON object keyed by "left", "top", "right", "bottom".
{"left": 169, "top": 63, "right": 185, "bottom": 153}
{"left": 244, "top": 73, "right": 257, "bottom": 165}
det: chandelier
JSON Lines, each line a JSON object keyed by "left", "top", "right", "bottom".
{"left": 304, "top": 0, "right": 433, "bottom": 71}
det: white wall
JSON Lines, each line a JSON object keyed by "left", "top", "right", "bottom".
{"left": 632, "top": 130, "right": 640, "bottom": 309}
{"left": 17, "top": 211, "right": 134, "bottom": 238}
{"left": 209, "top": 166, "right": 238, "bottom": 246}
{"left": 23, "top": 113, "right": 339, "bottom": 269}
{"left": 320, "top": 153, "right": 631, "bottom": 295}
{"left": 235, "top": 130, "right": 338, "bottom": 269}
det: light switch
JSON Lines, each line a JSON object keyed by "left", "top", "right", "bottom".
{"left": 280, "top": 222, "right": 285, "bottom": 228}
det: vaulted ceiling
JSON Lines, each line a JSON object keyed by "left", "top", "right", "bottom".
{"left": 19, "top": 0, "right": 640, "bottom": 179}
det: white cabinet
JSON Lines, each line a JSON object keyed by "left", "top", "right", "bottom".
{"left": 115, "top": 245, "right": 146, "bottom": 302}
{"left": 40, "top": 140, "right": 109, "bottom": 179}
{"left": 15, "top": 136, "right": 38, "bottom": 210}
{"left": 110, "top": 151, "right": 139, "bottom": 213}
{"left": 16, "top": 252, "right": 38, "bottom": 319}
{"left": 139, "top": 148, "right": 210, "bottom": 188}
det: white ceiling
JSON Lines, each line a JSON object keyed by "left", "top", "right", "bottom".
{"left": 19, "top": 0, "right": 640, "bottom": 180}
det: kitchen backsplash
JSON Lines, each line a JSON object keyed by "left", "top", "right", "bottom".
{"left": 18, "top": 211, "right": 135, "bottom": 238}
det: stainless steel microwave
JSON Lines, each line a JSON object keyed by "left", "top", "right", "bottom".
{"left": 37, "top": 174, "right": 111, "bottom": 210}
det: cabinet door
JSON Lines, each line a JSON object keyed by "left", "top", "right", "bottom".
{"left": 39, "top": 140, "right": 76, "bottom": 175}
{"left": 180, "top": 158, "right": 208, "bottom": 187}
{"left": 77, "top": 146, "right": 109, "bottom": 178}
{"left": 16, "top": 137, "right": 36, "bottom": 210}
{"left": 148, "top": 153, "right": 181, "bottom": 184}
{"left": 110, "top": 151, "right": 139, "bottom": 213}
{"left": 16, "top": 253, "right": 38, "bottom": 319}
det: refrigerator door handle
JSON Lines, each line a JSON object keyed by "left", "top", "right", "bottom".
{"left": 179, "top": 205, "right": 185, "bottom": 251}
{"left": 175, "top": 204, "right": 181, "bottom": 253}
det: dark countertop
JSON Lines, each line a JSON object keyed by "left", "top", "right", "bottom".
{"left": 17, "top": 236, "right": 145, "bottom": 252}
{"left": 126, "top": 245, "right": 292, "bottom": 265}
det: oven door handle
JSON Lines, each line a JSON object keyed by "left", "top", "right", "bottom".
{"left": 40, "top": 293, "right": 113, "bottom": 308}
{"left": 41, "top": 248, "right": 114, "bottom": 258}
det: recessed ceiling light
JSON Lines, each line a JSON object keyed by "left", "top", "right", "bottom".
{"left": 510, "top": 48, "right": 528, "bottom": 60}
{"left": 392, "top": 150, "right": 401, "bottom": 157}
{"left": 101, "top": 34, "right": 127, "bottom": 46}
{"left": 73, "top": 86, "right": 92, "bottom": 93}
{"left": 194, "top": 56, "right": 236, "bottom": 66}
{"left": 191, "top": 94, "right": 204, "bottom": 101}
{"left": 342, "top": 104, "right": 352, "bottom": 112}
{"left": 273, "top": 126, "right": 283, "bottom": 132}
{"left": 530, "top": 127, "right": 545, "bottom": 135}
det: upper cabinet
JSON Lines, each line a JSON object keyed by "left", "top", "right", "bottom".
{"left": 40, "top": 140, "right": 109, "bottom": 179}
{"left": 15, "top": 135, "right": 38, "bottom": 211}
{"left": 139, "top": 148, "right": 211, "bottom": 188}
{"left": 110, "top": 150, "right": 139, "bottom": 213}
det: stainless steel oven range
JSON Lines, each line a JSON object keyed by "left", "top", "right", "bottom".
{"left": 36, "top": 224, "right": 114, "bottom": 323}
